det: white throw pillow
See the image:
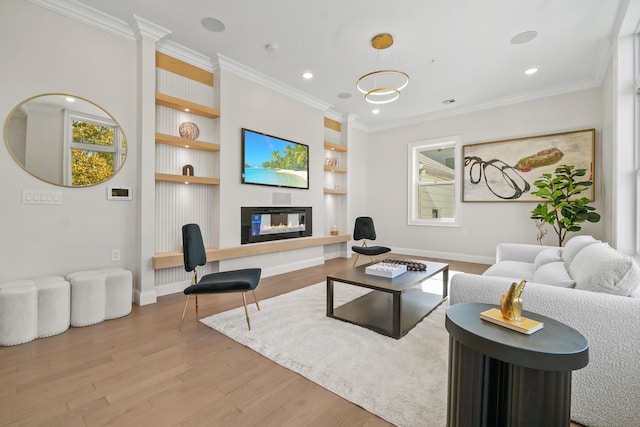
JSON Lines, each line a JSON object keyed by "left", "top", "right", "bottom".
{"left": 533, "top": 261, "right": 576, "bottom": 288}
{"left": 570, "top": 242, "right": 640, "bottom": 296}
{"left": 483, "top": 261, "right": 535, "bottom": 281}
{"left": 533, "top": 248, "right": 562, "bottom": 269}
{"left": 561, "top": 235, "right": 599, "bottom": 265}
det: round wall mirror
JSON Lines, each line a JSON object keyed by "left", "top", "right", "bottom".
{"left": 4, "top": 93, "right": 127, "bottom": 187}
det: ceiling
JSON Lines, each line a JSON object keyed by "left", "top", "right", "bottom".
{"left": 61, "top": 0, "right": 625, "bottom": 130}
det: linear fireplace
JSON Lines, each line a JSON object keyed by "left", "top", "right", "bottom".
{"left": 241, "top": 206, "right": 312, "bottom": 244}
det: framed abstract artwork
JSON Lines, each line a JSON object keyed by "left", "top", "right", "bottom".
{"left": 462, "top": 129, "right": 595, "bottom": 202}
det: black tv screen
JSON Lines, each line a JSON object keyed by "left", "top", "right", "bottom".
{"left": 241, "top": 128, "right": 309, "bottom": 189}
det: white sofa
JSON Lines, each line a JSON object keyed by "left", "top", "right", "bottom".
{"left": 450, "top": 235, "right": 640, "bottom": 427}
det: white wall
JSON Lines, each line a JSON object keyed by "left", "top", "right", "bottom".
{"left": 0, "top": 0, "right": 137, "bottom": 282}
{"left": 365, "top": 89, "right": 607, "bottom": 264}
{"left": 216, "top": 70, "right": 327, "bottom": 274}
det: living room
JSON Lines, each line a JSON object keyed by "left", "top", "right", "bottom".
{"left": 1, "top": 0, "right": 639, "bottom": 425}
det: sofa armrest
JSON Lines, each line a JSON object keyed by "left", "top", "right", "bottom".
{"left": 449, "top": 273, "right": 640, "bottom": 427}
{"left": 495, "top": 243, "right": 556, "bottom": 263}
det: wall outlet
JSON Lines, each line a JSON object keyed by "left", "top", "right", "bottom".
{"left": 111, "top": 249, "right": 121, "bottom": 262}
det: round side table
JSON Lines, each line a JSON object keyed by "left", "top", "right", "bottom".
{"left": 445, "top": 303, "right": 588, "bottom": 427}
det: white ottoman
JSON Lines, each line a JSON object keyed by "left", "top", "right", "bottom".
{"left": 102, "top": 268, "right": 133, "bottom": 320}
{"left": 0, "top": 281, "right": 38, "bottom": 346}
{"left": 34, "top": 276, "right": 70, "bottom": 338}
{"left": 66, "top": 268, "right": 132, "bottom": 327}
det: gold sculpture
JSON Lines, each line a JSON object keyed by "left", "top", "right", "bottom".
{"left": 500, "top": 280, "right": 527, "bottom": 321}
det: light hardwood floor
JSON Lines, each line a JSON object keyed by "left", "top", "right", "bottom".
{"left": 0, "top": 255, "right": 582, "bottom": 426}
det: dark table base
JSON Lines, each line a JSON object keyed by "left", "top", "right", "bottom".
{"left": 331, "top": 288, "right": 444, "bottom": 339}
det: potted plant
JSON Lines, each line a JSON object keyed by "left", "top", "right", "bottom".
{"left": 530, "top": 164, "right": 600, "bottom": 246}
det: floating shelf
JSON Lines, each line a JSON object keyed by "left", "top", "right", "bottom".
{"left": 155, "top": 173, "right": 220, "bottom": 185}
{"left": 324, "top": 188, "right": 347, "bottom": 195}
{"left": 152, "top": 234, "right": 352, "bottom": 270}
{"left": 156, "top": 93, "right": 220, "bottom": 119}
{"left": 155, "top": 133, "right": 220, "bottom": 151}
{"left": 324, "top": 141, "right": 348, "bottom": 152}
{"left": 324, "top": 165, "right": 347, "bottom": 174}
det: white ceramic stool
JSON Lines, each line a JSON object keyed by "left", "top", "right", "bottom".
{"left": 34, "top": 276, "right": 70, "bottom": 338}
{"left": 0, "top": 281, "right": 38, "bottom": 346}
{"left": 66, "top": 268, "right": 132, "bottom": 327}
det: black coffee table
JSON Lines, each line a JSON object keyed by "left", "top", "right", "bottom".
{"left": 326, "top": 260, "right": 449, "bottom": 339}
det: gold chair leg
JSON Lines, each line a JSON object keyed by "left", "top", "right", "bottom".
{"left": 252, "top": 290, "right": 260, "bottom": 311}
{"left": 242, "top": 292, "right": 251, "bottom": 330}
{"left": 178, "top": 294, "right": 191, "bottom": 331}
{"left": 195, "top": 294, "right": 199, "bottom": 316}
{"left": 353, "top": 253, "right": 361, "bottom": 266}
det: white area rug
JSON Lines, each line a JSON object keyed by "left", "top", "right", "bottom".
{"left": 200, "top": 280, "right": 450, "bottom": 427}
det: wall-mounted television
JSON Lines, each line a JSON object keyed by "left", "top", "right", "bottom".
{"left": 241, "top": 128, "right": 309, "bottom": 189}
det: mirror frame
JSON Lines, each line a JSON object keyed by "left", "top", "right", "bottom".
{"left": 4, "top": 93, "right": 128, "bottom": 187}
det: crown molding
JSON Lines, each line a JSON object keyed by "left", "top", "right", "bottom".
{"left": 215, "top": 54, "right": 332, "bottom": 112}
{"left": 28, "top": 0, "right": 135, "bottom": 41}
{"left": 361, "top": 79, "right": 603, "bottom": 132}
{"left": 156, "top": 40, "right": 214, "bottom": 73}
{"left": 130, "top": 15, "right": 171, "bottom": 43}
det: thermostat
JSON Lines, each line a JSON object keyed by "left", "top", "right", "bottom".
{"left": 107, "top": 186, "right": 132, "bottom": 200}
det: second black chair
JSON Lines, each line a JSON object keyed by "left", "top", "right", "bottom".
{"left": 178, "top": 223, "right": 262, "bottom": 330}
{"left": 351, "top": 216, "right": 391, "bottom": 266}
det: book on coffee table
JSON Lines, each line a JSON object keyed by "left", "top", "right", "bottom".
{"left": 480, "top": 308, "right": 544, "bottom": 335}
{"left": 365, "top": 262, "right": 407, "bottom": 278}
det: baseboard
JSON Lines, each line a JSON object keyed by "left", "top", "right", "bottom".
{"left": 134, "top": 289, "right": 158, "bottom": 306}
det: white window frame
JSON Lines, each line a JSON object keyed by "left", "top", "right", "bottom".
{"left": 63, "top": 109, "right": 124, "bottom": 186}
{"left": 408, "top": 135, "right": 461, "bottom": 227}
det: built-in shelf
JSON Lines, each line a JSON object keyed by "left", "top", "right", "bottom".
{"left": 324, "top": 188, "right": 347, "bottom": 195}
{"left": 155, "top": 173, "right": 220, "bottom": 185}
{"left": 152, "top": 234, "right": 352, "bottom": 270}
{"left": 155, "top": 92, "right": 220, "bottom": 119}
{"left": 324, "top": 141, "right": 348, "bottom": 152}
{"left": 324, "top": 165, "right": 347, "bottom": 174}
{"left": 155, "top": 133, "right": 220, "bottom": 151}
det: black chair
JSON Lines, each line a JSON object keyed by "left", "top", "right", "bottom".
{"left": 178, "top": 223, "right": 262, "bottom": 331}
{"left": 351, "top": 216, "right": 391, "bottom": 266}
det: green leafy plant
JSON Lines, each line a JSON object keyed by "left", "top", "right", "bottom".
{"left": 530, "top": 165, "right": 600, "bottom": 246}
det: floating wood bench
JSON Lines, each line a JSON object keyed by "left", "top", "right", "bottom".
{"left": 152, "top": 234, "right": 351, "bottom": 270}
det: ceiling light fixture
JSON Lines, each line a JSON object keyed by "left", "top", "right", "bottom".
{"left": 372, "top": 108, "right": 380, "bottom": 114}
{"left": 524, "top": 67, "right": 538, "bottom": 75}
{"left": 356, "top": 33, "right": 409, "bottom": 105}
{"left": 302, "top": 71, "right": 313, "bottom": 80}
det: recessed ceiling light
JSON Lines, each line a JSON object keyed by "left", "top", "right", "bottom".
{"left": 302, "top": 72, "right": 313, "bottom": 80}
{"left": 337, "top": 92, "right": 352, "bottom": 99}
{"left": 372, "top": 108, "right": 380, "bottom": 114}
{"left": 65, "top": 97, "right": 76, "bottom": 103}
{"left": 201, "top": 17, "right": 226, "bottom": 33}
{"left": 524, "top": 67, "right": 538, "bottom": 75}
{"left": 510, "top": 31, "right": 537, "bottom": 45}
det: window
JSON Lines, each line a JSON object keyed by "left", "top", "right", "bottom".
{"left": 408, "top": 136, "right": 460, "bottom": 226}
{"left": 63, "top": 110, "right": 126, "bottom": 186}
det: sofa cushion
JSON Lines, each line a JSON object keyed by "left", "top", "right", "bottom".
{"left": 570, "top": 242, "right": 640, "bottom": 296}
{"left": 533, "top": 247, "right": 562, "bottom": 269}
{"left": 483, "top": 261, "right": 535, "bottom": 281}
{"left": 562, "top": 235, "right": 599, "bottom": 265}
{"left": 533, "top": 261, "right": 576, "bottom": 288}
